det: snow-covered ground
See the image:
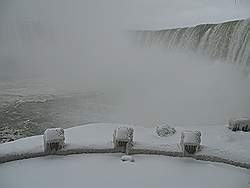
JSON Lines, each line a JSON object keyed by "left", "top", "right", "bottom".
{"left": 0, "top": 123, "right": 249, "bottom": 164}
{"left": 0, "top": 123, "right": 249, "bottom": 188}
{"left": 0, "top": 153, "right": 250, "bottom": 188}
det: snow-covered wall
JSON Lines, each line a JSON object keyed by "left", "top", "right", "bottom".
{"left": 0, "top": 124, "right": 249, "bottom": 169}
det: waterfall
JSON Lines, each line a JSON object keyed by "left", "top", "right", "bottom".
{"left": 134, "top": 19, "right": 250, "bottom": 66}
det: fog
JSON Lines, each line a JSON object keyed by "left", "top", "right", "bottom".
{"left": 0, "top": 0, "right": 250, "bottom": 127}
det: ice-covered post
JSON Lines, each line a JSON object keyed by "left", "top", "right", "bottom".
{"left": 228, "top": 117, "right": 250, "bottom": 132}
{"left": 180, "top": 130, "right": 201, "bottom": 156}
{"left": 43, "top": 128, "right": 65, "bottom": 153}
{"left": 113, "top": 127, "right": 134, "bottom": 154}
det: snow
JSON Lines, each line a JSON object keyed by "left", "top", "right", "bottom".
{"left": 0, "top": 123, "right": 249, "bottom": 187}
{"left": 121, "top": 155, "right": 135, "bottom": 162}
{"left": 114, "top": 127, "right": 133, "bottom": 142}
{"left": 43, "top": 128, "right": 64, "bottom": 143}
{"left": 43, "top": 128, "right": 65, "bottom": 153}
{"left": 0, "top": 123, "right": 249, "bottom": 165}
{"left": 181, "top": 131, "right": 201, "bottom": 144}
{"left": 228, "top": 117, "right": 250, "bottom": 131}
{"left": 155, "top": 125, "right": 176, "bottom": 137}
{"left": 0, "top": 154, "right": 249, "bottom": 188}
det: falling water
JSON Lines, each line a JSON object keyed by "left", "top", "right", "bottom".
{"left": 134, "top": 19, "right": 250, "bottom": 66}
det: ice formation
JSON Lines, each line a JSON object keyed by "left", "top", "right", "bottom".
{"left": 113, "top": 127, "right": 134, "bottom": 154}
{"left": 180, "top": 130, "right": 201, "bottom": 155}
{"left": 156, "top": 125, "right": 176, "bottom": 137}
{"left": 43, "top": 128, "right": 65, "bottom": 153}
{"left": 228, "top": 117, "right": 250, "bottom": 131}
{"left": 134, "top": 19, "right": 250, "bottom": 66}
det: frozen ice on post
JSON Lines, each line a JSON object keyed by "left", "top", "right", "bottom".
{"left": 113, "top": 127, "right": 134, "bottom": 154}
{"left": 113, "top": 127, "right": 134, "bottom": 146}
{"left": 180, "top": 130, "right": 201, "bottom": 155}
{"left": 43, "top": 128, "right": 65, "bottom": 153}
{"left": 228, "top": 117, "right": 250, "bottom": 132}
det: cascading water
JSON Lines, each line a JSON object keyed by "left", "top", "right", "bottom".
{"left": 134, "top": 19, "right": 250, "bottom": 66}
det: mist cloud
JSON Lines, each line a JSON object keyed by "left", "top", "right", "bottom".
{"left": 0, "top": 0, "right": 249, "bottom": 126}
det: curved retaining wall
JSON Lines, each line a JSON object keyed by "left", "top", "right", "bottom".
{"left": 0, "top": 148, "right": 120, "bottom": 164}
{"left": 0, "top": 147, "right": 249, "bottom": 169}
{"left": 130, "top": 149, "right": 250, "bottom": 169}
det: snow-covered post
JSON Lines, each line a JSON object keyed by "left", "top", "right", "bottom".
{"left": 43, "top": 128, "right": 65, "bottom": 153}
{"left": 125, "top": 141, "right": 133, "bottom": 155}
{"left": 113, "top": 127, "right": 134, "bottom": 154}
{"left": 180, "top": 130, "right": 201, "bottom": 156}
{"left": 228, "top": 117, "right": 250, "bottom": 132}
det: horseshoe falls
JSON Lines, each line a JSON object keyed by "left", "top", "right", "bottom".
{"left": 135, "top": 19, "right": 250, "bottom": 66}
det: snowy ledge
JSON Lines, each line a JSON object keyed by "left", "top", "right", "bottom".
{"left": 0, "top": 123, "right": 249, "bottom": 169}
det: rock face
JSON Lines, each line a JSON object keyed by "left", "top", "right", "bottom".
{"left": 228, "top": 118, "right": 250, "bottom": 132}
{"left": 43, "top": 128, "right": 65, "bottom": 153}
{"left": 156, "top": 125, "right": 176, "bottom": 137}
{"left": 180, "top": 130, "right": 201, "bottom": 156}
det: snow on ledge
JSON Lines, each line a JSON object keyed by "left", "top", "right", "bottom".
{"left": 44, "top": 128, "right": 65, "bottom": 143}
{"left": 43, "top": 128, "right": 65, "bottom": 153}
{"left": 0, "top": 123, "right": 249, "bottom": 169}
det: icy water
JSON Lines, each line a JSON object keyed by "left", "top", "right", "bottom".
{"left": 0, "top": 80, "right": 118, "bottom": 143}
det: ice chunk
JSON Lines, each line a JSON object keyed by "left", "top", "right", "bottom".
{"left": 228, "top": 117, "right": 250, "bottom": 132}
{"left": 121, "top": 155, "right": 135, "bottom": 162}
{"left": 156, "top": 125, "right": 176, "bottom": 137}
